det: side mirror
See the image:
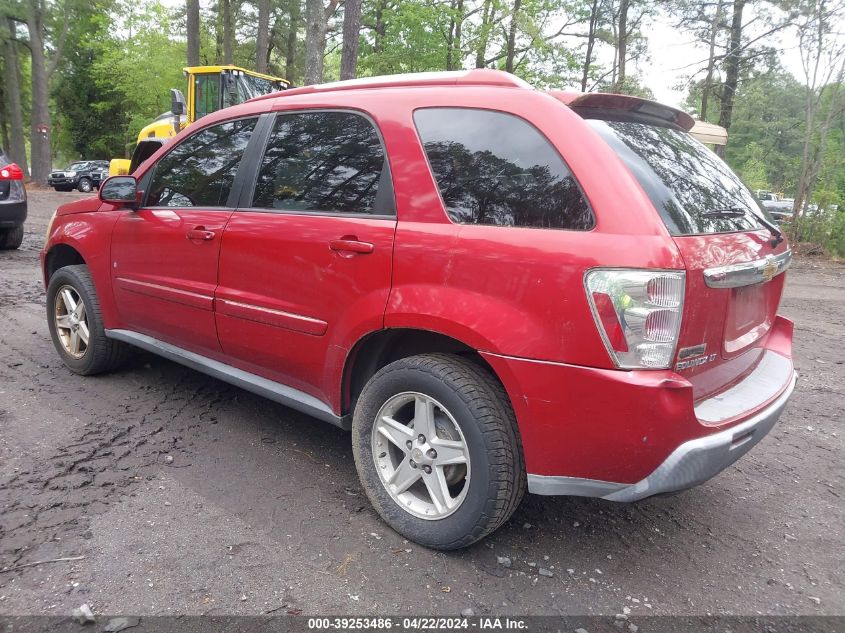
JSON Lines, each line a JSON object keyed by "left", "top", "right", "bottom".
{"left": 170, "top": 88, "right": 186, "bottom": 116}
{"left": 100, "top": 176, "right": 140, "bottom": 208}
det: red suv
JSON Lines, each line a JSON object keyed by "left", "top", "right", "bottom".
{"left": 41, "top": 70, "right": 796, "bottom": 549}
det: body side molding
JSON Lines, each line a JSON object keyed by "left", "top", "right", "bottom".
{"left": 104, "top": 329, "right": 349, "bottom": 430}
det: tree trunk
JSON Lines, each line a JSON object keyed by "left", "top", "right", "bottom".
{"left": 26, "top": 3, "right": 53, "bottom": 184}
{"left": 373, "top": 0, "right": 387, "bottom": 54}
{"left": 580, "top": 0, "right": 599, "bottom": 91}
{"left": 285, "top": 0, "right": 301, "bottom": 81}
{"left": 505, "top": 0, "right": 522, "bottom": 73}
{"left": 716, "top": 0, "right": 745, "bottom": 155}
{"left": 700, "top": 0, "right": 724, "bottom": 120}
{"left": 446, "top": 3, "right": 455, "bottom": 71}
{"left": 792, "top": 58, "right": 845, "bottom": 239}
{"left": 215, "top": 1, "right": 224, "bottom": 61}
{"left": 256, "top": 0, "right": 271, "bottom": 72}
{"left": 475, "top": 0, "right": 493, "bottom": 68}
{"left": 0, "top": 67, "right": 9, "bottom": 156}
{"left": 304, "top": 0, "right": 327, "bottom": 84}
{"left": 222, "top": 0, "right": 234, "bottom": 64}
{"left": 340, "top": 0, "right": 361, "bottom": 79}
{"left": 615, "top": 0, "right": 629, "bottom": 92}
{"left": 446, "top": 0, "right": 464, "bottom": 71}
{"left": 187, "top": 0, "right": 200, "bottom": 66}
{"left": 0, "top": 102, "right": 8, "bottom": 158}
{"left": 453, "top": 0, "right": 464, "bottom": 70}
{"left": 3, "top": 19, "right": 29, "bottom": 176}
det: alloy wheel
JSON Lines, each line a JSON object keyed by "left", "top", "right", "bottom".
{"left": 54, "top": 285, "right": 90, "bottom": 359}
{"left": 372, "top": 392, "right": 471, "bottom": 520}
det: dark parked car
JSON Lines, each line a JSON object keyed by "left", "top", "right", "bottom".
{"left": 0, "top": 149, "right": 27, "bottom": 250}
{"left": 48, "top": 161, "right": 109, "bottom": 193}
{"left": 41, "top": 70, "right": 796, "bottom": 549}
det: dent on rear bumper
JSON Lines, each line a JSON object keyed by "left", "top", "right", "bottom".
{"left": 528, "top": 370, "right": 796, "bottom": 501}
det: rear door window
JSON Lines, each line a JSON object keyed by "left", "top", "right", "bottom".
{"left": 586, "top": 119, "right": 771, "bottom": 235}
{"left": 414, "top": 108, "right": 594, "bottom": 230}
{"left": 251, "top": 111, "right": 392, "bottom": 215}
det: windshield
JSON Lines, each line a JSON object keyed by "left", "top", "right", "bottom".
{"left": 586, "top": 119, "right": 772, "bottom": 235}
{"left": 196, "top": 72, "right": 284, "bottom": 120}
{"left": 223, "top": 73, "right": 284, "bottom": 108}
{"left": 68, "top": 162, "right": 89, "bottom": 171}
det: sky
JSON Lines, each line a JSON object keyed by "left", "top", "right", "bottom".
{"left": 639, "top": 11, "right": 810, "bottom": 109}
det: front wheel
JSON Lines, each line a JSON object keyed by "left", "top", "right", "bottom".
{"left": 46, "top": 265, "right": 128, "bottom": 375}
{"left": 77, "top": 178, "right": 92, "bottom": 193}
{"left": 352, "top": 353, "right": 526, "bottom": 550}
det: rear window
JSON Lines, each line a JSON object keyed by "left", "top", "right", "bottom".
{"left": 586, "top": 119, "right": 770, "bottom": 235}
{"left": 414, "top": 108, "right": 594, "bottom": 230}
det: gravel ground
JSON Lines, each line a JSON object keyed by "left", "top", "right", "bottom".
{"left": 0, "top": 190, "right": 843, "bottom": 617}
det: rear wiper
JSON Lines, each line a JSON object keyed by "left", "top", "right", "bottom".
{"left": 703, "top": 207, "right": 783, "bottom": 247}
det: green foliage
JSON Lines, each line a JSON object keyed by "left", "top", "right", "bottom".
{"left": 723, "top": 70, "right": 805, "bottom": 194}
{"left": 92, "top": 2, "right": 186, "bottom": 143}
{"left": 52, "top": 2, "right": 128, "bottom": 160}
{"left": 358, "top": 1, "right": 455, "bottom": 76}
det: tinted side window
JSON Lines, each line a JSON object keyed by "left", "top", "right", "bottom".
{"left": 147, "top": 118, "right": 256, "bottom": 208}
{"left": 414, "top": 108, "right": 594, "bottom": 230}
{"left": 251, "top": 111, "right": 388, "bottom": 214}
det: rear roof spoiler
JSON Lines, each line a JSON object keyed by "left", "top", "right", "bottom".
{"left": 549, "top": 90, "right": 696, "bottom": 132}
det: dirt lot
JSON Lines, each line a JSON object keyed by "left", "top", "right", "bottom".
{"left": 0, "top": 190, "right": 843, "bottom": 617}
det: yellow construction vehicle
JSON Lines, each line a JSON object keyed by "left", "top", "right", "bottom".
{"left": 110, "top": 65, "right": 289, "bottom": 175}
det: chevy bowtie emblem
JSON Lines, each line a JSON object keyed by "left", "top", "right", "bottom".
{"left": 761, "top": 256, "right": 778, "bottom": 282}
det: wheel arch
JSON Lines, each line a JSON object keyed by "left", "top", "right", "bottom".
{"left": 342, "top": 327, "right": 508, "bottom": 417}
{"left": 44, "top": 243, "right": 86, "bottom": 285}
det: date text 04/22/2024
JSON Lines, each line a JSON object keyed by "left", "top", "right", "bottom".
{"left": 306, "top": 618, "right": 528, "bottom": 630}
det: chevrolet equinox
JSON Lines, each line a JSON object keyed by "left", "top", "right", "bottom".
{"left": 42, "top": 70, "right": 796, "bottom": 549}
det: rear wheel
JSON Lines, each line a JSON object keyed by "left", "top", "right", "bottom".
{"left": 0, "top": 225, "right": 24, "bottom": 250}
{"left": 46, "top": 265, "right": 128, "bottom": 375}
{"left": 77, "top": 178, "right": 93, "bottom": 193}
{"left": 352, "top": 353, "right": 526, "bottom": 549}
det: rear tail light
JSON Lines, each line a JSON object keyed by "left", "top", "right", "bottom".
{"left": 0, "top": 163, "right": 24, "bottom": 180}
{"left": 585, "top": 269, "right": 685, "bottom": 369}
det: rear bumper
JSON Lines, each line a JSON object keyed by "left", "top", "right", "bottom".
{"left": 527, "top": 369, "right": 796, "bottom": 500}
{"left": 0, "top": 200, "right": 27, "bottom": 227}
{"left": 480, "top": 315, "right": 796, "bottom": 500}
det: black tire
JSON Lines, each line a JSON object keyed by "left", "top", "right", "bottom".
{"left": 352, "top": 353, "right": 526, "bottom": 550}
{"left": 77, "top": 178, "right": 92, "bottom": 193}
{"left": 46, "top": 264, "right": 129, "bottom": 375}
{"left": 0, "top": 225, "right": 24, "bottom": 250}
